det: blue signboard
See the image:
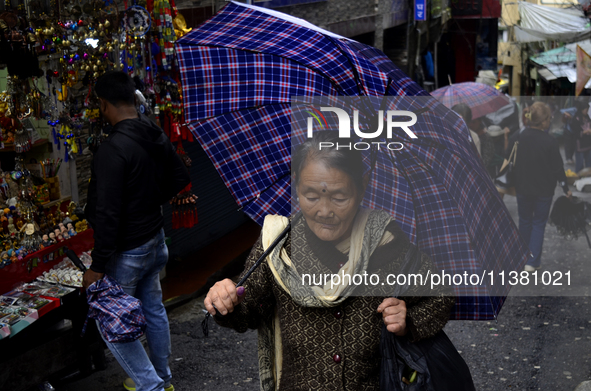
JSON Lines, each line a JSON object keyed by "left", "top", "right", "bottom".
{"left": 254, "top": 0, "right": 327, "bottom": 8}
{"left": 414, "top": 0, "right": 426, "bottom": 21}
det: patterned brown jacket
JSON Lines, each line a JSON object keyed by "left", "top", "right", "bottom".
{"left": 215, "top": 216, "right": 454, "bottom": 391}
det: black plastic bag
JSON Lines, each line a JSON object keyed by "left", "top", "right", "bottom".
{"left": 494, "top": 161, "right": 515, "bottom": 190}
{"left": 380, "top": 328, "right": 475, "bottom": 391}
{"left": 379, "top": 244, "right": 475, "bottom": 391}
{"left": 549, "top": 196, "right": 591, "bottom": 248}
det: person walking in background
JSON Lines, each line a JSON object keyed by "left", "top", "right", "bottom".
{"left": 468, "top": 116, "right": 496, "bottom": 177}
{"left": 506, "top": 102, "right": 571, "bottom": 272}
{"left": 562, "top": 105, "right": 577, "bottom": 165}
{"left": 487, "top": 125, "right": 510, "bottom": 177}
{"left": 83, "top": 71, "right": 191, "bottom": 391}
{"left": 452, "top": 103, "right": 481, "bottom": 156}
{"left": 567, "top": 98, "right": 591, "bottom": 173}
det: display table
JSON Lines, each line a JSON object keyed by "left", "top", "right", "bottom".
{"left": 0, "top": 229, "right": 103, "bottom": 391}
{"left": 0, "top": 229, "right": 94, "bottom": 292}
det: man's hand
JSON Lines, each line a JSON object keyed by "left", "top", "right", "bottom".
{"left": 83, "top": 269, "right": 104, "bottom": 290}
{"left": 566, "top": 190, "right": 573, "bottom": 200}
{"left": 377, "top": 298, "right": 408, "bottom": 336}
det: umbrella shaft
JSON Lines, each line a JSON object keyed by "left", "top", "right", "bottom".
{"left": 236, "top": 222, "right": 291, "bottom": 287}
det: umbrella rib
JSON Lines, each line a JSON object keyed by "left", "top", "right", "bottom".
{"left": 387, "top": 147, "right": 501, "bottom": 314}
{"left": 239, "top": 172, "right": 292, "bottom": 212}
{"left": 381, "top": 147, "right": 423, "bottom": 245}
{"left": 406, "top": 135, "right": 494, "bottom": 191}
{"left": 323, "top": 35, "right": 373, "bottom": 96}
{"left": 401, "top": 143, "right": 483, "bottom": 256}
{"left": 401, "top": 143, "right": 528, "bottom": 303}
{"left": 180, "top": 42, "right": 352, "bottom": 95}
{"left": 191, "top": 102, "right": 288, "bottom": 123}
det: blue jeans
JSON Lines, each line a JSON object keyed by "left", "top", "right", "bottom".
{"left": 516, "top": 195, "right": 553, "bottom": 268}
{"left": 97, "top": 228, "right": 172, "bottom": 391}
{"left": 575, "top": 149, "right": 591, "bottom": 173}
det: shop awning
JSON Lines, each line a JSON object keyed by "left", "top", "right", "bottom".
{"left": 538, "top": 68, "right": 558, "bottom": 81}
{"left": 533, "top": 62, "right": 591, "bottom": 88}
{"left": 529, "top": 44, "right": 591, "bottom": 88}
{"left": 514, "top": 2, "right": 591, "bottom": 43}
{"left": 530, "top": 47, "right": 575, "bottom": 67}
{"left": 566, "top": 40, "right": 591, "bottom": 55}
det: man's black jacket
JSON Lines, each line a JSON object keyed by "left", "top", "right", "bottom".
{"left": 86, "top": 114, "right": 191, "bottom": 273}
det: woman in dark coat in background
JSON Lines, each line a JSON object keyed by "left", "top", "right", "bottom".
{"left": 506, "top": 102, "right": 572, "bottom": 272}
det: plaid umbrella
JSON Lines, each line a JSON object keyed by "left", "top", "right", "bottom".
{"left": 83, "top": 275, "right": 147, "bottom": 343}
{"left": 431, "top": 82, "right": 511, "bottom": 119}
{"left": 176, "top": 1, "right": 530, "bottom": 320}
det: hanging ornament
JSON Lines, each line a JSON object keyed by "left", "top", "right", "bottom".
{"left": 123, "top": 6, "right": 151, "bottom": 38}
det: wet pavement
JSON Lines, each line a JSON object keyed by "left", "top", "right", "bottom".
{"left": 160, "top": 219, "right": 261, "bottom": 302}
{"left": 50, "top": 165, "right": 591, "bottom": 391}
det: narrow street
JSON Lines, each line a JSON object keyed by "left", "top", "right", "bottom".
{"left": 54, "top": 176, "right": 591, "bottom": 391}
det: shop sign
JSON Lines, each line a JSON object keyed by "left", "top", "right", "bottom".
{"left": 415, "top": 0, "right": 427, "bottom": 21}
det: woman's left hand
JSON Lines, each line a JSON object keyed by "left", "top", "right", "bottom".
{"left": 377, "top": 298, "right": 408, "bottom": 336}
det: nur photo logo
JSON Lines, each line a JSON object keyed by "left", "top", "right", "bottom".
{"left": 306, "top": 106, "right": 418, "bottom": 151}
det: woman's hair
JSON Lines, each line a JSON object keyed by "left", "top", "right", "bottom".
{"left": 451, "top": 103, "right": 473, "bottom": 124}
{"left": 292, "top": 131, "right": 365, "bottom": 192}
{"left": 523, "top": 102, "right": 551, "bottom": 128}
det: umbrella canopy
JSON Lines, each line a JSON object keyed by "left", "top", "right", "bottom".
{"left": 176, "top": 1, "right": 530, "bottom": 320}
{"left": 431, "top": 82, "right": 511, "bottom": 119}
{"left": 83, "top": 275, "right": 147, "bottom": 343}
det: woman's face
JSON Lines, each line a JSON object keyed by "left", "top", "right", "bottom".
{"left": 296, "top": 159, "right": 363, "bottom": 243}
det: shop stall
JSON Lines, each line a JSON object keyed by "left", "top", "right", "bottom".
{"left": 0, "top": 0, "right": 199, "bottom": 388}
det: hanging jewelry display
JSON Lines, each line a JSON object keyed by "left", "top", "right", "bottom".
{"left": 153, "top": 0, "right": 175, "bottom": 71}
{"left": 170, "top": 143, "right": 198, "bottom": 229}
{"left": 13, "top": 127, "right": 31, "bottom": 153}
{"left": 0, "top": 0, "right": 197, "bottom": 259}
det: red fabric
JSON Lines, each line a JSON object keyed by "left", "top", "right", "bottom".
{"left": 170, "top": 0, "right": 178, "bottom": 18}
{"left": 179, "top": 183, "right": 191, "bottom": 193}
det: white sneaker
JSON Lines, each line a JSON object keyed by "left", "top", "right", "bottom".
{"left": 524, "top": 265, "right": 541, "bottom": 272}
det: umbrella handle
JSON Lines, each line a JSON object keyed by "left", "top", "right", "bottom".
{"left": 236, "top": 222, "right": 291, "bottom": 287}
{"left": 65, "top": 247, "right": 87, "bottom": 272}
{"left": 202, "top": 222, "right": 292, "bottom": 336}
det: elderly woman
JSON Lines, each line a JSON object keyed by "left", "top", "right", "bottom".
{"left": 205, "top": 131, "right": 456, "bottom": 390}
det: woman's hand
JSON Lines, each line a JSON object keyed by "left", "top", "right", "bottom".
{"left": 204, "top": 279, "right": 246, "bottom": 316}
{"left": 377, "top": 298, "right": 408, "bottom": 336}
